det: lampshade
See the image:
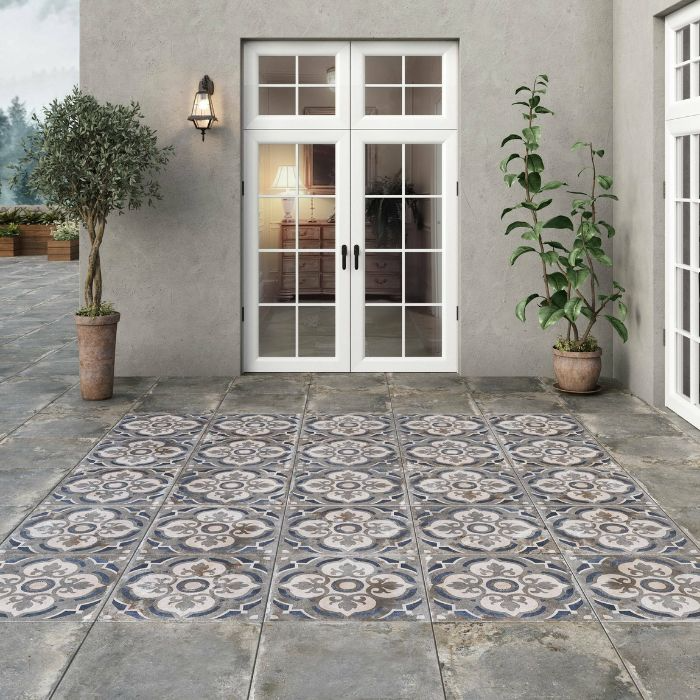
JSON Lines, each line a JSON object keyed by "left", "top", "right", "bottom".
{"left": 188, "top": 75, "right": 217, "bottom": 140}
{"left": 272, "top": 165, "right": 298, "bottom": 191}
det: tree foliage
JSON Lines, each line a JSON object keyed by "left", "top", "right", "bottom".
{"left": 500, "top": 76, "right": 628, "bottom": 347}
{"left": 15, "top": 88, "right": 173, "bottom": 314}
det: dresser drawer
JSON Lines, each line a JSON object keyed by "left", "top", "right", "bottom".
{"left": 299, "top": 256, "right": 321, "bottom": 272}
{"left": 299, "top": 272, "right": 322, "bottom": 290}
{"left": 321, "top": 256, "right": 335, "bottom": 273}
{"left": 366, "top": 255, "right": 401, "bottom": 274}
{"left": 365, "top": 273, "right": 400, "bottom": 293}
{"left": 322, "top": 272, "right": 335, "bottom": 290}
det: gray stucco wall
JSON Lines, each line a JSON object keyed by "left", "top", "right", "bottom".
{"left": 81, "top": 0, "right": 613, "bottom": 377}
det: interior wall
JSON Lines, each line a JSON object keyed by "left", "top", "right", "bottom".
{"left": 81, "top": 0, "right": 614, "bottom": 377}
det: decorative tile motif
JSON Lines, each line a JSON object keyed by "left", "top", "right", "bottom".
{"left": 107, "top": 554, "right": 269, "bottom": 620}
{"left": 523, "top": 466, "right": 649, "bottom": 506}
{"left": 112, "top": 413, "right": 208, "bottom": 440}
{"left": 303, "top": 414, "right": 394, "bottom": 439}
{"left": 209, "top": 414, "right": 299, "bottom": 439}
{"left": 402, "top": 437, "right": 502, "bottom": 470}
{"left": 50, "top": 468, "right": 175, "bottom": 506}
{"left": 415, "top": 505, "right": 553, "bottom": 557}
{"left": 574, "top": 555, "right": 700, "bottom": 620}
{"left": 282, "top": 506, "right": 412, "bottom": 554}
{"left": 407, "top": 466, "right": 524, "bottom": 505}
{"left": 171, "top": 467, "right": 288, "bottom": 506}
{"left": 142, "top": 505, "right": 280, "bottom": 555}
{"left": 489, "top": 414, "right": 582, "bottom": 438}
{"left": 269, "top": 551, "right": 427, "bottom": 620}
{"left": 397, "top": 414, "right": 487, "bottom": 439}
{"left": 546, "top": 506, "right": 693, "bottom": 555}
{"left": 290, "top": 467, "right": 406, "bottom": 506}
{"left": 298, "top": 438, "right": 397, "bottom": 469}
{"left": 1, "top": 506, "right": 151, "bottom": 558}
{"left": 0, "top": 554, "right": 119, "bottom": 619}
{"left": 85, "top": 438, "right": 191, "bottom": 470}
{"left": 503, "top": 437, "right": 607, "bottom": 468}
{"left": 427, "top": 554, "right": 589, "bottom": 621}
{"left": 193, "top": 436, "right": 295, "bottom": 470}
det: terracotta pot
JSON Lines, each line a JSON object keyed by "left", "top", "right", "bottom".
{"left": 75, "top": 313, "right": 120, "bottom": 400}
{"left": 552, "top": 347, "right": 602, "bottom": 393}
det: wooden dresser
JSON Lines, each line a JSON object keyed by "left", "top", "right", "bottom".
{"left": 278, "top": 221, "right": 401, "bottom": 301}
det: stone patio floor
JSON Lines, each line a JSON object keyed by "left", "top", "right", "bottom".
{"left": 1, "top": 258, "right": 700, "bottom": 699}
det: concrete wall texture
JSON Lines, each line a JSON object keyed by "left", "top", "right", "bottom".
{"left": 78, "top": 0, "right": 671, "bottom": 395}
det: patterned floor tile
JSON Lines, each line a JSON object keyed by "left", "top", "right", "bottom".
{"left": 401, "top": 436, "right": 503, "bottom": 470}
{"left": 521, "top": 465, "right": 651, "bottom": 506}
{"left": 489, "top": 414, "right": 584, "bottom": 439}
{"left": 84, "top": 437, "right": 192, "bottom": 470}
{"left": 407, "top": 466, "right": 525, "bottom": 505}
{"left": 170, "top": 467, "right": 289, "bottom": 506}
{"left": 302, "top": 414, "right": 394, "bottom": 439}
{"left": 415, "top": 505, "right": 555, "bottom": 557}
{"left": 140, "top": 505, "right": 281, "bottom": 556}
{"left": 0, "top": 505, "right": 152, "bottom": 559}
{"left": 545, "top": 505, "right": 695, "bottom": 556}
{"left": 289, "top": 466, "right": 407, "bottom": 506}
{"left": 500, "top": 435, "right": 609, "bottom": 469}
{"left": 0, "top": 554, "right": 120, "bottom": 619}
{"left": 573, "top": 555, "right": 700, "bottom": 620}
{"left": 48, "top": 468, "right": 176, "bottom": 507}
{"left": 298, "top": 437, "right": 398, "bottom": 470}
{"left": 105, "top": 554, "right": 270, "bottom": 621}
{"left": 397, "top": 414, "right": 488, "bottom": 440}
{"left": 111, "top": 413, "right": 209, "bottom": 440}
{"left": 426, "top": 553, "right": 591, "bottom": 621}
{"left": 281, "top": 506, "right": 413, "bottom": 554}
{"left": 268, "top": 549, "right": 427, "bottom": 620}
{"left": 192, "top": 435, "right": 295, "bottom": 471}
{"left": 208, "top": 413, "right": 300, "bottom": 439}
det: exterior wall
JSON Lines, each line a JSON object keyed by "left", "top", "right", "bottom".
{"left": 81, "top": 0, "right": 613, "bottom": 377}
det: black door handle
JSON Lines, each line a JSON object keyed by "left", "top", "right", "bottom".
{"left": 341, "top": 244, "right": 348, "bottom": 270}
{"left": 353, "top": 244, "right": 360, "bottom": 270}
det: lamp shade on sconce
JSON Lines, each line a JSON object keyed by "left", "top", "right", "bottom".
{"left": 188, "top": 75, "right": 217, "bottom": 140}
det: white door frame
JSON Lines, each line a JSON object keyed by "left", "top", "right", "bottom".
{"left": 665, "top": 3, "right": 700, "bottom": 427}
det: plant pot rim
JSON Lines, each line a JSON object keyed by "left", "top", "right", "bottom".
{"left": 75, "top": 312, "right": 120, "bottom": 326}
{"left": 552, "top": 347, "right": 602, "bottom": 359}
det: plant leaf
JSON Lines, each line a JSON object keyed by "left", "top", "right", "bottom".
{"left": 547, "top": 271, "right": 568, "bottom": 291}
{"left": 599, "top": 220, "right": 615, "bottom": 238}
{"left": 540, "top": 180, "right": 565, "bottom": 191}
{"left": 501, "top": 134, "right": 523, "bottom": 147}
{"left": 510, "top": 245, "right": 536, "bottom": 265}
{"left": 606, "top": 315, "right": 629, "bottom": 342}
{"left": 571, "top": 141, "right": 588, "bottom": 151}
{"left": 505, "top": 220, "right": 531, "bottom": 236}
{"left": 499, "top": 153, "right": 521, "bottom": 173}
{"left": 564, "top": 297, "right": 583, "bottom": 323}
{"left": 515, "top": 293, "right": 540, "bottom": 322}
{"left": 539, "top": 306, "right": 566, "bottom": 329}
{"left": 596, "top": 175, "right": 613, "bottom": 190}
{"left": 543, "top": 215, "right": 574, "bottom": 230}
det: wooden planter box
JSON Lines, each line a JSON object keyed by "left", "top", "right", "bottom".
{"left": 0, "top": 237, "right": 20, "bottom": 257}
{"left": 47, "top": 238, "right": 79, "bottom": 261}
{"left": 18, "top": 224, "right": 53, "bottom": 255}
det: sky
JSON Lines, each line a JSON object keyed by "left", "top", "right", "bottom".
{"left": 0, "top": 0, "right": 79, "bottom": 116}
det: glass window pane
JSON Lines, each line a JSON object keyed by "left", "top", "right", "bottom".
{"left": 301, "top": 144, "right": 335, "bottom": 195}
{"left": 365, "top": 198, "right": 402, "bottom": 249}
{"left": 260, "top": 252, "right": 295, "bottom": 303}
{"left": 406, "top": 253, "right": 441, "bottom": 303}
{"left": 678, "top": 268, "right": 691, "bottom": 333}
{"left": 299, "top": 56, "right": 334, "bottom": 84}
{"left": 365, "top": 253, "right": 401, "bottom": 302}
{"left": 299, "top": 87, "right": 335, "bottom": 114}
{"left": 365, "top": 306, "right": 401, "bottom": 357}
{"left": 677, "top": 202, "right": 691, "bottom": 265}
{"left": 405, "top": 55, "right": 442, "bottom": 84}
{"left": 259, "top": 87, "right": 295, "bottom": 115}
{"left": 297, "top": 224, "right": 322, "bottom": 249}
{"left": 405, "top": 86, "right": 442, "bottom": 115}
{"left": 365, "top": 86, "right": 401, "bottom": 115}
{"left": 259, "top": 56, "right": 295, "bottom": 84}
{"left": 298, "top": 252, "right": 335, "bottom": 301}
{"left": 406, "top": 199, "right": 441, "bottom": 249}
{"left": 365, "top": 144, "right": 401, "bottom": 192}
{"left": 259, "top": 199, "right": 294, "bottom": 248}
{"left": 365, "top": 55, "right": 401, "bottom": 83}
{"left": 677, "top": 135, "right": 691, "bottom": 198}
{"left": 677, "top": 333, "right": 691, "bottom": 398}
{"left": 406, "top": 144, "right": 441, "bottom": 195}
{"left": 260, "top": 307, "right": 295, "bottom": 357}
{"left": 677, "top": 65, "right": 691, "bottom": 101}
{"left": 677, "top": 25, "right": 691, "bottom": 63}
{"left": 299, "top": 197, "right": 335, "bottom": 229}
{"left": 299, "top": 307, "right": 335, "bottom": 357}
{"left": 259, "top": 144, "right": 297, "bottom": 195}
{"left": 405, "top": 307, "right": 441, "bottom": 357}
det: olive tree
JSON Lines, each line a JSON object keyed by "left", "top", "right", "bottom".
{"left": 15, "top": 88, "right": 173, "bottom": 314}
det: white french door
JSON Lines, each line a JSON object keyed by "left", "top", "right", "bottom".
{"left": 666, "top": 3, "right": 700, "bottom": 428}
{"left": 242, "top": 40, "right": 458, "bottom": 372}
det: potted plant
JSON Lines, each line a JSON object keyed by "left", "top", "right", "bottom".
{"left": 15, "top": 88, "right": 172, "bottom": 400}
{"left": 48, "top": 220, "right": 79, "bottom": 261}
{"left": 0, "top": 223, "right": 20, "bottom": 257}
{"left": 500, "top": 75, "right": 628, "bottom": 393}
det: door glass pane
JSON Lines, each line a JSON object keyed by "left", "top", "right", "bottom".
{"left": 299, "top": 56, "right": 334, "bottom": 84}
{"left": 299, "top": 87, "right": 334, "bottom": 114}
{"left": 365, "top": 306, "right": 401, "bottom": 356}
{"left": 302, "top": 144, "right": 336, "bottom": 195}
{"left": 259, "top": 56, "right": 295, "bottom": 84}
{"left": 365, "top": 198, "right": 402, "bottom": 249}
{"left": 259, "top": 199, "right": 294, "bottom": 249}
{"left": 405, "top": 87, "right": 442, "bottom": 115}
{"left": 406, "top": 253, "right": 441, "bottom": 303}
{"left": 259, "top": 144, "right": 297, "bottom": 195}
{"left": 260, "top": 252, "right": 295, "bottom": 303}
{"left": 677, "top": 135, "right": 691, "bottom": 197}
{"left": 677, "top": 202, "right": 691, "bottom": 265}
{"left": 259, "top": 87, "right": 295, "bottom": 115}
{"left": 365, "top": 87, "right": 401, "bottom": 115}
{"left": 405, "top": 307, "right": 441, "bottom": 357}
{"left": 260, "top": 307, "right": 295, "bottom": 357}
{"left": 406, "top": 144, "right": 441, "bottom": 195}
{"left": 677, "top": 333, "right": 691, "bottom": 398}
{"left": 678, "top": 268, "right": 691, "bottom": 332}
{"left": 299, "top": 307, "right": 335, "bottom": 357}
{"left": 406, "top": 199, "right": 441, "bottom": 248}
{"left": 298, "top": 252, "right": 335, "bottom": 302}
{"left": 405, "top": 56, "right": 441, "bottom": 84}
{"left": 366, "top": 144, "right": 401, "bottom": 193}
{"left": 365, "top": 55, "right": 401, "bottom": 83}
{"left": 365, "top": 253, "right": 401, "bottom": 302}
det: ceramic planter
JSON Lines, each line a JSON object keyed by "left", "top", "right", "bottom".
{"left": 553, "top": 347, "right": 602, "bottom": 393}
{"left": 75, "top": 313, "right": 120, "bottom": 400}
{"left": 0, "top": 237, "right": 20, "bottom": 257}
{"left": 48, "top": 238, "right": 79, "bottom": 261}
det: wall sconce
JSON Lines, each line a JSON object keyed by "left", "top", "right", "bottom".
{"left": 188, "top": 75, "right": 217, "bottom": 141}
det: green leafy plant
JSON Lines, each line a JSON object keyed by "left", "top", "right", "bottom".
{"left": 554, "top": 335, "right": 599, "bottom": 353}
{"left": 499, "top": 75, "right": 628, "bottom": 350}
{"left": 0, "top": 207, "right": 65, "bottom": 225}
{"left": 0, "top": 222, "right": 19, "bottom": 237}
{"left": 52, "top": 220, "right": 79, "bottom": 241}
{"left": 365, "top": 173, "right": 423, "bottom": 248}
{"left": 14, "top": 87, "right": 173, "bottom": 316}
{"left": 76, "top": 301, "right": 115, "bottom": 317}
